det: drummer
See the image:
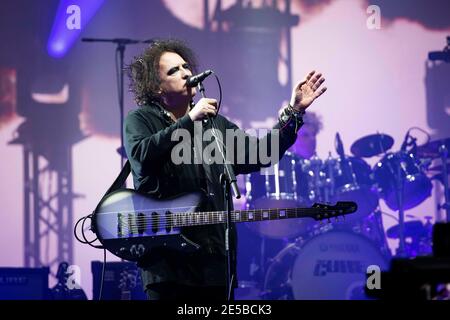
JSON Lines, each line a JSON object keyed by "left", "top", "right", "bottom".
{"left": 289, "top": 111, "right": 323, "bottom": 159}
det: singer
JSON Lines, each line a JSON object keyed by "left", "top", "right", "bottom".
{"left": 123, "top": 38, "right": 327, "bottom": 301}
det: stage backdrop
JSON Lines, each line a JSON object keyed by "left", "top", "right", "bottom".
{"left": 0, "top": 0, "right": 449, "bottom": 299}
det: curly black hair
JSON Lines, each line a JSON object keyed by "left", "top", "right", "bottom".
{"left": 126, "top": 39, "right": 198, "bottom": 106}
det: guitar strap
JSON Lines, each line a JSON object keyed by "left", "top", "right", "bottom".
{"left": 102, "top": 160, "right": 131, "bottom": 199}
{"left": 90, "top": 161, "right": 131, "bottom": 242}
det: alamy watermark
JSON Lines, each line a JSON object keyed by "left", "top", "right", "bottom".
{"left": 366, "top": 5, "right": 381, "bottom": 30}
{"left": 65, "top": 264, "right": 82, "bottom": 290}
{"left": 366, "top": 264, "right": 381, "bottom": 290}
{"left": 170, "top": 121, "right": 280, "bottom": 171}
{"left": 66, "top": 5, "right": 81, "bottom": 30}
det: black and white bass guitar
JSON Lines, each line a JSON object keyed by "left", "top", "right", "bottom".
{"left": 92, "top": 189, "right": 357, "bottom": 261}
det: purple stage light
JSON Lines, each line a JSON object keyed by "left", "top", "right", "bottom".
{"left": 47, "top": 0, "right": 105, "bottom": 58}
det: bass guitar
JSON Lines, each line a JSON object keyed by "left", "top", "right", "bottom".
{"left": 92, "top": 189, "right": 357, "bottom": 261}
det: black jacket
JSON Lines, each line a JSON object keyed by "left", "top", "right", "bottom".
{"left": 123, "top": 102, "right": 300, "bottom": 287}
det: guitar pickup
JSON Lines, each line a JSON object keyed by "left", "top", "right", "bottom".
{"left": 137, "top": 212, "right": 146, "bottom": 234}
{"left": 165, "top": 211, "right": 172, "bottom": 233}
{"left": 151, "top": 212, "right": 159, "bottom": 233}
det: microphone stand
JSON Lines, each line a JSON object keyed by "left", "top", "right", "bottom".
{"left": 81, "top": 37, "right": 154, "bottom": 170}
{"left": 197, "top": 81, "right": 241, "bottom": 301}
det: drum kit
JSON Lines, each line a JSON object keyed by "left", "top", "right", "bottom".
{"left": 239, "top": 131, "right": 450, "bottom": 300}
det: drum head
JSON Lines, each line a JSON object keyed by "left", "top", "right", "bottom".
{"left": 290, "top": 231, "right": 388, "bottom": 299}
{"left": 245, "top": 199, "right": 315, "bottom": 239}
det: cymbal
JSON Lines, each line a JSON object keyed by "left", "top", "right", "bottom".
{"left": 386, "top": 221, "right": 426, "bottom": 239}
{"left": 350, "top": 133, "right": 394, "bottom": 158}
{"left": 416, "top": 137, "right": 450, "bottom": 158}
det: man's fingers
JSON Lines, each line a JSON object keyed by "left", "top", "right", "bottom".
{"left": 312, "top": 77, "right": 325, "bottom": 91}
{"left": 308, "top": 72, "right": 322, "bottom": 87}
{"left": 204, "top": 105, "right": 217, "bottom": 114}
{"left": 314, "top": 86, "right": 327, "bottom": 98}
{"left": 203, "top": 98, "right": 218, "bottom": 106}
{"left": 305, "top": 70, "right": 315, "bottom": 82}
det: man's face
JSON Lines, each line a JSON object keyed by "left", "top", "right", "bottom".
{"left": 158, "top": 51, "right": 196, "bottom": 103}
{"left": 291, "top": 124, "right": 317, "bottom": 159}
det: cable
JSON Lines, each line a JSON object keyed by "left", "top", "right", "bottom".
{"left": 115, "top": 48, "right": 122, "bottom": 114}
{"left": 406, "top": 126, "right": 431, "bottom": 149}
{"left": 73, "top": 213, "right": 106, "bottom": 300}
{"left": 212, "top": 72, "right": 222, "bottom": 115}
{"left": 379, "top": 210, "right": 399, "bottom": 222}
{"left": 98, "top": 248, "right": 107, "bottom": 301}
{"left": 73, "top": 214, "right": 103, "bottom": 249}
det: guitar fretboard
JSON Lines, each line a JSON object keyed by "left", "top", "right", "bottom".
{"left": 116, "top": 206, "right": 344, "bottom": 237}
{"left": 171, "top": 207, "right": 318, "bottom": 227}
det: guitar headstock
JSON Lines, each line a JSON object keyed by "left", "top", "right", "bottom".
{"left": 311, "top": 201, "right": 358, "bottom": 221}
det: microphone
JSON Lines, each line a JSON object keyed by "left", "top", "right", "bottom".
{"left": 186, "top": 70, "right": 213, "bottom": 87}
{"left": 335, "top": 132, "right": 345, "bottom": 157}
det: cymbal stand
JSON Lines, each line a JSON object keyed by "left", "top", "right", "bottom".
{"left": 437, "top": 143, "right": 450, "bottom": 221}
{"left": 395, "top": 157, "right": 407, "bottom": 257}
{"left": 385, "top": 151, "right": 407, "bottom": 257}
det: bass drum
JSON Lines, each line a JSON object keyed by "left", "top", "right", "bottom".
{"left": 263, "top": 230, "right": 389, "bottom": 300}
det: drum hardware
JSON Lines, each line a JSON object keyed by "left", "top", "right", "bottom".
{"left": 386, "top": 218, "right": 433, "bottom": 257}
{"left": 416, "top": 137, "right": 450, "bottom": 159}
{"left": 372, "top": 129, "right": 435, "bottom": 257}
{"left": 304, "top": 154, "right": 325, "bottom": 203}
{"left": 387, "top": 220, "right": 429, "bottom": 239}
{"left": 418, "top": 138, "right": 450, "bottom": 221}
{"left": 322, "top": 153, "right": 336, "bottom": 202}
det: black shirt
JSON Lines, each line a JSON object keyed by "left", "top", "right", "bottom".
{"left": 123, "top": 102, "right": 300, "bottom": 287}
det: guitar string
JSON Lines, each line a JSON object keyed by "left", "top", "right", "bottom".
{"left": 115, "top": 208, "right": 344, "bottom": 234}
{"left": 114, "top": 207, "right": 325, "bottom": 226}
{"left": 114, "top": 207, "right": 341, "bottom": 228}
{"left": 117, "top": 214, "right": 342, "bottom": 236}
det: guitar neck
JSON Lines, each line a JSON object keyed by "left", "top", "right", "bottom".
{"left": 172, "top": 207, "right": 323, "bottom": 228}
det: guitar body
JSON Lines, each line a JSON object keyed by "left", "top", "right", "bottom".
{"left": 93, "top": 189, "right": 204, "bottom": 261}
